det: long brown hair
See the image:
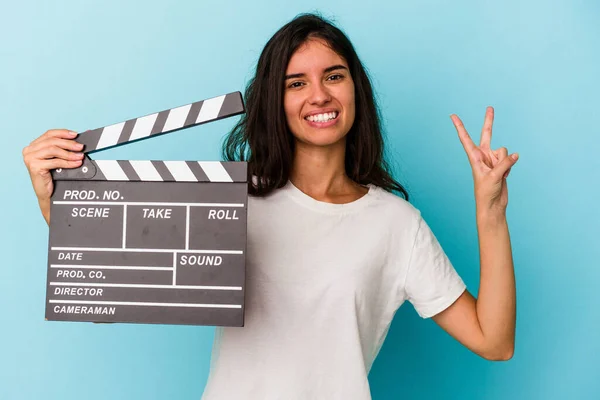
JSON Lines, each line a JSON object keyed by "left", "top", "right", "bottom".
{"left": 222, "top": 13, "right": 409, "bottom": 201}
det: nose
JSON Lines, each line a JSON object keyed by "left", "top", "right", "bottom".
{"left": 308, "top": 81, "right": 331, "bottom": 105}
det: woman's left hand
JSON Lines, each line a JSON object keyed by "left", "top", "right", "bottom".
{"left": 450, "top": 106, "right": 519, "bottom": 215}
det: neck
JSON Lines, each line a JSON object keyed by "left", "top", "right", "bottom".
{"left": 290, "top": 138, "right": 354, "bottom": 198}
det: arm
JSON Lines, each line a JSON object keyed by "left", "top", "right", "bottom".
{"left": 432, "top": 107, "right": 518, "bottom": 361}
{"left": 39, "top": 198, "right": 51, "bottom": 226}
{"left": 433, "top": 211, "right": 515, "bottom": 360}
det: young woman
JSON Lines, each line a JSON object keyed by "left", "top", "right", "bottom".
{"left": 23, "top": 13, "right": 518, "bottom": 400}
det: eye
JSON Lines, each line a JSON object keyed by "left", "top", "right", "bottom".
{"left": 327, "top": 74, "right": 344, "bottom": 81}
{"left": 287, "top": 81, "right": 304, "bottom": 89}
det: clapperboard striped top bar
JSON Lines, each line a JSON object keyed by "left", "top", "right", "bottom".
{"left": 53, "top": 160, "right": 246, "bottom": 182}
{"left": 77, "top": 91, "right": 244, "bottom": 153}
{"left": 52, "top": 90, "right": 247, "bottom": 183}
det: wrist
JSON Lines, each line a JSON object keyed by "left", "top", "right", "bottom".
{"left": 475, "top": 198, "right": 506, "bottom": 218}
{"left": 38, "top": 197, "right": 51, "bottom": 225}
{"left": 476, "top": 209, "right": 507, "bottom": 230}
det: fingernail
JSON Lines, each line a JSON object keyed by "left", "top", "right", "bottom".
{"left": 511, "top": 153, "right": 519, "bottom": 160}
{"left": 69, "top": 131, "right": 78, "bottom": 137}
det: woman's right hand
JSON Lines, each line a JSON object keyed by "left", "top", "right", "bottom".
{"left": 22, "top": 129, "right": 85, "bottom": 225}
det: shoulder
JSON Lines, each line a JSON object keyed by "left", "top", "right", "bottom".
{"left": 369, "top": 185, "right": 421, "bottom": 221}
{"left": 359, "top": 184, "right": 424, "bottom": 240}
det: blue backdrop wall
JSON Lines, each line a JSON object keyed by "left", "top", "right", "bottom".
{"left": 1, "top": 1, "right": 598, "bottom": 399}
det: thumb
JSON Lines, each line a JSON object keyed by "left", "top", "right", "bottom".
{"left": 492, "top": 153, "right": 519, "bottom": 180}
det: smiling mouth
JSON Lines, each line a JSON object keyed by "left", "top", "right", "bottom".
{"left": 304, "top": 111, "right": 339, "bottom": 123}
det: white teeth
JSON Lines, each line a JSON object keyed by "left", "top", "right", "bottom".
{"left": 306, "top": 112, "right": 338, "bottom": 122}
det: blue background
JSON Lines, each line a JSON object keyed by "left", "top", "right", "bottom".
{"left": 2, "top": 1, "right": 598, "bottom": 399}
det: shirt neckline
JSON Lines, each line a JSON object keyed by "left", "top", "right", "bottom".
{"left": 281, "top": 179, "right": 377, "bottom": 214}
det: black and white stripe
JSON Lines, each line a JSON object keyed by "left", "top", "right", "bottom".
{"left": 77, "top": 92, "right": 244, "bottom": 153}
{"left": 54, "top": 160, "right": 247, "bottom": 182}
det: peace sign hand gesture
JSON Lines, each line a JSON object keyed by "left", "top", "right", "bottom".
{"left": 450, "top": 107, "right": 519, "bottom": 215}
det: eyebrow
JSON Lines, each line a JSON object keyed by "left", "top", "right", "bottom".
{"left": 284, "top": 64, "right": 348, "bottom": 80}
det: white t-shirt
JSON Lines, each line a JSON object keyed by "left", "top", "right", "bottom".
{"left": 201, "top": 180, "right": 466, "bottom": 400}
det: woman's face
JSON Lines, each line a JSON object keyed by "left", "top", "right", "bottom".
{"left": 283, "top": 38, "right": 355, "bottom": 149}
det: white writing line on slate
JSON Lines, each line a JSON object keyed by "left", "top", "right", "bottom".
{"left": 50, "top": 264, "right": 172, "bottom": 271}
{"left": 51, "top": 247, "right": 243, "bottom": 254}
{"left": 49, "top": 300, "right": 242, "bottom": 308}
{"left": 49, "top": 282, "right": 242, "bottom": 290}
{"left": 53, "top": 201, "right": 244, "bottom": 207}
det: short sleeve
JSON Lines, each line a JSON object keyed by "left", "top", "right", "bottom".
{"left": 404, "top": 214, "right": 466, "bottom": 318}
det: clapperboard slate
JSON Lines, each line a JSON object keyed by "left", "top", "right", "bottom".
{"left": 45, "top": 91, "right": 248, "bottom": 326}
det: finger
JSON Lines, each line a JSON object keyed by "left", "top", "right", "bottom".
{"left": 28, "top": 145, "right": 85, "bottom": 163}
{"left": 30, "top": 129, "right": 78, "bottom": 146}
{"left": 493, "top": 147, "right": 508, "bottom": 156}
{"left": 503, "top": 167, "right": 512, "bottom": 179}
{"left": 480, "top": 106, "right": 494, "bottom": 150}
{"left": 494, "top": 147, "right": 508, "bottom": 164}
{"left": 450, "top": 114, "right": 478, "bottom": 162}
{"left": 491, "top": 153, "right": 518, "bottom": 181}
{"left": 28, "top": 158, "right": 83, "bottom": 175}
{"left": 25, "top": 137, "right": 84, "bottom": 155}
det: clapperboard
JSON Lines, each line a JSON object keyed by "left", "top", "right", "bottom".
{"left": 45, "top": 91, "right": 248, "bottom": 326}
